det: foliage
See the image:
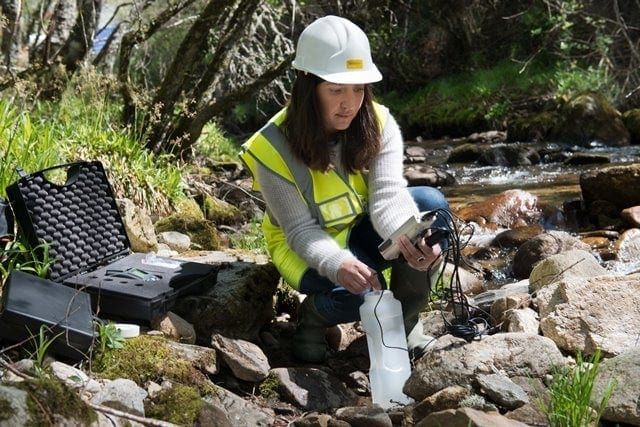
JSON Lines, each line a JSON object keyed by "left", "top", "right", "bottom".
{"left": 94, "top": 322, "right": 125, "bottom": 362}
{"left": 0, "top": 68, "right": 186, "bottom": 216}
{"left": 0, "top": 240, "right": 54, "bottom": 286}
{"left": 196, "top": 122, "right": 242, "bottom": 161}
{"left": 258, "top": 372, "right": 281, "bottom": 399}
{"left": 539, "top": 349, "right": 616, "bottom": 427}
{"left": 0, "top": 99, "right": 64, "bottom": 197}
{"left": 554, "top": 65, "right": 619, "bottom": 102}
{"left": 228, "top": 216, "right": 266, "bottom": 253}
{"left": 27, "top": 325, "right": 63, "bottom": 378}
{"left": 384, "top": 60, "right": 557, "bottom": 137}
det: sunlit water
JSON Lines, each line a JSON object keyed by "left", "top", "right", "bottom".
{"left": 421, "top": 140, "right": 640, "bottom": 281}
{"left": 430, "top": 142, "right": 640, "bottom": 209}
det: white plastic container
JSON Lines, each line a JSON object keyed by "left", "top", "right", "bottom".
{"left": 359, "top": 290, "right": 413, "bottom": 408}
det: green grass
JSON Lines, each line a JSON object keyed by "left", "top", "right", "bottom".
{"left": 540, "top": 348, "right": 616, "bottom": 427}
{"left": 0, "top": 68, "right": 188, "bottom": 215}
{"left": 382, "top": 59, "right": 619, "bottom": 137}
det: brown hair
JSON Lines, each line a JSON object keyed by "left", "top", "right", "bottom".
{"left": 282, "top": 71, "right": 381, "bottom": 172}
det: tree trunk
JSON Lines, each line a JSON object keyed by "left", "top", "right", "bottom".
{"left": 0, "top": 0, "right": 21, "bottom": 67}
{"left": 125, "top": 0, "right": 293, "bottom": 158}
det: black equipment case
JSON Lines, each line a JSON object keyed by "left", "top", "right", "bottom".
{"left": 0, "top": 270, "right": 94, "bottom": 360}
{"left": 5, "top": 161, "right": 217, "bottom": 322}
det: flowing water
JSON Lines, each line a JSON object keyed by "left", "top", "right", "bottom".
{"left": 424, "top": 139, "right": 640, "bottom": 210}
{"left": 420, "top": 139, "right": 640, "bottom": 285}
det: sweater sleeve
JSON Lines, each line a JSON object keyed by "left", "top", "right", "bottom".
{"left": 255, "top": 163, "right": 355, "bottom": 284}
{"left": 368, "top": 111, "right": 420, "bottom": 239}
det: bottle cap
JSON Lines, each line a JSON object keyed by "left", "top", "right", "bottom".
{"left": 115, "top": 323, "right": 140, "bottom": 338}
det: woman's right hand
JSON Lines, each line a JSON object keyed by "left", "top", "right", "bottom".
{"left": 336, "top": 258, "right": 382, "bottom": 294}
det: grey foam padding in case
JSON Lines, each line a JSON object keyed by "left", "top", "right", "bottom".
{"left": 6, "top": 161, "right": 130, "bottom": 282}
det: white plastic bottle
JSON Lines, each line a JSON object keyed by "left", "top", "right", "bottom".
{"left": 359, "top": 290, "right": 413, "bottom": 409}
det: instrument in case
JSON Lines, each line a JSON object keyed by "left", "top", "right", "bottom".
{"left": 6, "top": 161, "right": 217, "bottom": 322}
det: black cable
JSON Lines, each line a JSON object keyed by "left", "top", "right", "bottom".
{"left": 423, "top": 208, "right": 493, "bottom": 342}
{"left": 371, "top": 208, "right": 493, "bottom": 352}
{"left": 372, "top": 289, "right": 409, "bottom": 353}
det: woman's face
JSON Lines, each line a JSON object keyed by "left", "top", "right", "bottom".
{"left": 316, "top": 82, "right": 365, "bottom": 134}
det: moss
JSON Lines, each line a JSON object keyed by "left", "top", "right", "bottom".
{"left": 623, "top": 108, "right": 640, "bottom": 144}
{"left": 0, "top": 396, "right": 13, "bottom": 421}
{"left": 21, "top": 377, "right": 97, "bottom": 426}
{"left": 258, "top": 373, "right": 281, "bottom": 399}
{"left": 202, "top": 195, "right": 242, "bottom": 225}
{"left": 145, "top": 384, "right": 203, "bottom": 426}
{"left": 175, "top": 198, "right": 205, "bottom": 219}
{"left": 154, "top": 213, "right": 221, "bottom": 250}
{"left": 93, "top": 335, "right": 217, "bottom": 396}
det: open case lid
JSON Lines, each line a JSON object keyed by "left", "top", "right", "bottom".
{"left": 6, "top": 161, "right": 131, "bottom": 282}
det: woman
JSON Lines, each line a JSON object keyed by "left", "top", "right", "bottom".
{"left": 240, "top": 15, "right": 450, "bottom": 363}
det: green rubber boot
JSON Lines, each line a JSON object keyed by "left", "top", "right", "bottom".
{"left": 292, "top": 295, "right": 333, "bottom": 363}
{"left": 391, "top": 260, "right": 442, "bottom": 359}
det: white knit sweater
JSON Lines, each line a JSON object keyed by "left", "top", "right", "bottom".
{"left": 255, "top": 110, "right": 420, "bottom": 284}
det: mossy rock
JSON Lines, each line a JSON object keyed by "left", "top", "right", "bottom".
{"left": 145, "top": 384, "right": 203, "bottom": 426}
{"left": 507, "top": 110, "right": 560, "bottom": 142}
{"left": 447, "top": 143, "right": 482, "bottom": 163}
{"left": 552, "top": 92, "right": 630, "bottom": 147}
{"left": 20, "top": 377, "right": 98, "bottom": 425}
{"left": 202, "top": 195, "right": 242, "bottom": 225}
{"left": 175, "top": 198, "right": 205, "bottom": 219}
{"left": 94, "top": 335, "right": 216, "bottom": 396}
{"left": 155, "top": 200, "right": 221, "bottom": 251}
{"left": 155, "top": 215, "right": 220, "bottom": 250}
{"left": 623, "top": 108, "right": 640, "bottom": 144}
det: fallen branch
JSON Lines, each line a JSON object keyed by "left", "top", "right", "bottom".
{"left": 85, "top": 401, "right": 179, "bottom": 427}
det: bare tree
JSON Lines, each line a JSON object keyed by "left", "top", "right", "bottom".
{"left": 117, "top": 0, "right": 295, "bottom": 158}
{"left": 0, "top": 0, "right": 101, "bottom": 98}
{"left": 0, "top": 0, "right": 21, "bottom": 67}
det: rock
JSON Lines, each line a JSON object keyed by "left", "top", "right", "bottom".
{"left": 455, "top": 189, "right": 541, "bottom": 229}
{"left": 475, "top": 373, "right": 528, "bottom": 410}
{"left": 528, "top": 248, "right": 607, "bottom": 292}
{"left": 157, "top": 230, "right": 191, "bottom": 252}
{"left": 90, "top": 378, "right": 147, "bottom": 417}
{"left": 117, "top": 198, "right": 159, "bottom": 253}
{"left": 580, "top": 163, "right": 640, "bottom": 210}
{"left": 512, "top": 231, "right": 592, "bottom": 280}
{"left": 151, "top": 311, "right": 197, "bottom": 344}
{"left": 415, "top": 407, "right": 529, "bottom": 427}
{"left": 211, "top": 334, "right": 270, "bottom": 382}
{"left": 404, "top": 333, "right": 566, "bottom": 401}
{"left": 534, "top": 273, "right": 640, "bottom": 356}
{"left": 271, "top": 367, "right": 358, "bottom": 411}
{"left": 592, "top": 349, "right": 640, "bottom": 426}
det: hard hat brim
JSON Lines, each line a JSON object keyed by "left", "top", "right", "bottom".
{"left": 309, "top": 68, "right": 383, "bottom": 85}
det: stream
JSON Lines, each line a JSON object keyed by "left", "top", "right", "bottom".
{"left": 420, "top": 139, "right": 640, "bottom": 286}
{"left": 425, "top": 140, "right": 640, "bottom": 209}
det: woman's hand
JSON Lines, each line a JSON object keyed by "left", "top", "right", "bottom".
{"left": 397, "top": 234, "right": 442, "bottom": 271}
{"left": 337, "top": 258, "right": 382, "bottom": 294}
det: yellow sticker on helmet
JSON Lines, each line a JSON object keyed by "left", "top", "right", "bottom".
{"left": 346, "top": 59, "right": 364, "bottom": 70}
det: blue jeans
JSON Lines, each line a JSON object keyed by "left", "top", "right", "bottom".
{"left": 299, "top": 186, "right": 449, "bottom": 325}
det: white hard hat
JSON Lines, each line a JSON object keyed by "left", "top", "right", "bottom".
{"left": 292, "top": 15, "right": 382, "bottom": 84}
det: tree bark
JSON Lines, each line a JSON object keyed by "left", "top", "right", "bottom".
{"left": 0, "top": 0, "right": 21, "bottom": 67}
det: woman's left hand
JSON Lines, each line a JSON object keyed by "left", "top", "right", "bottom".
{"left": 397, "top": 234, "right": 442, "bottom": 271}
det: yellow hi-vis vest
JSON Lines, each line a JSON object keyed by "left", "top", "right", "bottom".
{"left": 239, "top": 102, "right": 388, "bottom": 289}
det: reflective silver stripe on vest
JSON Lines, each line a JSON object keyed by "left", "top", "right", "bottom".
{"left": 260, "top": 122, "right": 325, "bottom": 225}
